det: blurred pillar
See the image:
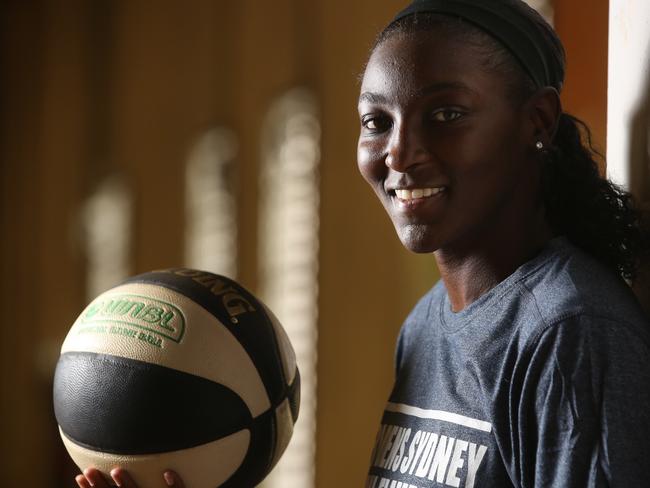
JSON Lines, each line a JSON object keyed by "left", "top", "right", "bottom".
{"left": 606, "top": 1, "right": 650, "bottom": 313}
{"left": 606, "top": 0, "right": 650, "bottom": 198}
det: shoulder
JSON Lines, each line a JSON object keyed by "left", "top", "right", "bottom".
{"left": 511, "top": 311, "right": 650, "bottom": 486}
{"left": 527, "top": 314, "right": 650, "bottom": 379}
{"left": 516, "top": 237, "right": 649, "bottom": 339}
{"left": 514, "top": 270, "right": 650, "bottom": 408}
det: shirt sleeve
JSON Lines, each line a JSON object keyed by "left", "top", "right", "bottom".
{"left": 513, "top": 314, "right": 650, "bottom": 487}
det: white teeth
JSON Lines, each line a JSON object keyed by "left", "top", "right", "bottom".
{"left": 395, "top": 187, "right": 445, "bottom": 200}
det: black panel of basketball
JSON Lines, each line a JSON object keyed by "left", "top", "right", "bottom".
{"left": 54, "top": 351, "right": 251, "bottom": 454}
{"left": 288, "top": 368, "right": 301, "bottom": 423}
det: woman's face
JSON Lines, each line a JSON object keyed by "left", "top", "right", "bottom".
{"left": 357, "top": 30, "right": 540, "bottom": 254}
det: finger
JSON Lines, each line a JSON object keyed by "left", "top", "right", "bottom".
{"left": 163, "top": 470, "right": 185, "bottom": 488}
{"left": 84, "top": 468, "right": 112, "bottom": 488}
{"left": 111, "top": 468, "right": 139, "bottom": 488}
{"left": 75, "top": 474, "right": 91, "bottom": 488}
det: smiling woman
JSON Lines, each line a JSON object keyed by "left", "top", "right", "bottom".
{"left": 359, "top": 1, "right": 650, "bottom": 487}
{"left": 358, "top": 25, "right": 550, "bottom": 259}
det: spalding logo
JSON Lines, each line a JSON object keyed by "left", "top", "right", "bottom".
{"left": 164, "top": 269, "right": 256, "bottom": 323}
{"left": 81, "top": 294, "right": 185, "bottom": 342}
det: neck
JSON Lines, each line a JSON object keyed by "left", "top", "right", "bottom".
{"left": 434, "top": 210, "right": 554, "bottom": 313}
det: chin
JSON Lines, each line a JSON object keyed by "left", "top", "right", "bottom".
{"left": 397, "top": 224, "right": 440, "bottom": 254}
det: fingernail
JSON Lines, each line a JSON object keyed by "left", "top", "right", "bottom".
{"left": 110, "top": 468, "right": 123, "bottom": 487}
{"left": 83, "top": 469, "right": 95, "bottom": 487}
{"left": 164, "top": 472, "right": 175, "bottom": 486}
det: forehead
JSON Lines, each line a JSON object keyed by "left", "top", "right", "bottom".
{"left": 360, "top": 31, "right": 506, "bottom": 102}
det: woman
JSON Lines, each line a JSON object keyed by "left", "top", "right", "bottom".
{"left": 361, "top": 0, "right": 649, "bottom": 487}
{"left": 76, "top": 0, "right": 649, "bottom": 486}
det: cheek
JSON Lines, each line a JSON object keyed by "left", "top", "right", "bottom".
{"left": 449, "top": 118, "right": 525, "bottom": 182}
{"left": 448, "top": 129, "right": 531, "bottom": 222}
{"left": 357, "top": 141, "right": 385, "bottom": 188}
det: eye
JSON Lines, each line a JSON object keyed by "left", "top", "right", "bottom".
{"left": 361, "top": 114, "right": 391, "bottom": 133}
{"left": 431, "top": 109, "right": 464, "bottom": 123}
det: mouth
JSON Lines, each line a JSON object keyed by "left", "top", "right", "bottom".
{"left": 393, "top": 187, "right": 446, "bottom": 201}
{"left": 387, "top": 186, "right": 448, "bottom": 216}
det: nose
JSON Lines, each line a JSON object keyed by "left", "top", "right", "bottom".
{"left": 384, "top": 120, "right": 430, "bottom": 172}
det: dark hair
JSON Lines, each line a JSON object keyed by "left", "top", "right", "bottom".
{"left": 373, "top": 10, "right": 648, "bottom": 281}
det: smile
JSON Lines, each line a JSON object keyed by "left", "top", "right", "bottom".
{"left": 394, "top": 187, "right": 446, "bottom": 201}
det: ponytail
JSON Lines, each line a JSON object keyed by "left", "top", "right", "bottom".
{"left": 542, "top": 113, "right": 648, "bottom": 281}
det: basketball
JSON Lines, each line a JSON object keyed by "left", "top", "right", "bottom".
{"left": 53, "top": 268, "right": 300, "bottom": 487}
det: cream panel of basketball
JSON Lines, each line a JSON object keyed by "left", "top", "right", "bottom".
{"left": 61, "top": 427, "right": 249, "bottom": 487}
{"left": 60, "top": 283, "right": 271, "bottom": 417}
{"left": 261, "top": 303, "right": 297, "bottom": 384}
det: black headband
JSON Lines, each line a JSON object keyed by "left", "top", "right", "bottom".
{"left": 391, "top": 0, "right": 564, "bottom": 90}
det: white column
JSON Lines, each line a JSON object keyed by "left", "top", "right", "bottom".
{"left": 607, "top": 0, "right": 650, "bottom": 200}
{"left": 258, "top": 88, "right": 320, "bottom": 488}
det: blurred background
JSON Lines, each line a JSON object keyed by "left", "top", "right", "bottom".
{"left": 0, "top": 0, "right": 647, "bottom": 486}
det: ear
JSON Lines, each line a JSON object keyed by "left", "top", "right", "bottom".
{"left": 526, "top": 87, "right": 562, "bottom": 147}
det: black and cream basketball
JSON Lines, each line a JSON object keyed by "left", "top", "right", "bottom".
{"left": 53, "top": 268, "right": 300, "bottom": 487}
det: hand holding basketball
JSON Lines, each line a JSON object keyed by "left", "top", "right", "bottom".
{"left": 75, "top": 467, "right": 184, "bottom": 488}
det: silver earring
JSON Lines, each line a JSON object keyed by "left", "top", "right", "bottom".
{"left": 536, "top": 141, "right": 544, "bottom": 150}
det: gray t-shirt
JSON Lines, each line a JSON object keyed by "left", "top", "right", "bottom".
{"left": 366, "top": 237, "right": 650, "bottom": 488}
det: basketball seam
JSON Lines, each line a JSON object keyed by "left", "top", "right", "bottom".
{"left": 122, "top": 271, "right": 292, "bottom": 412}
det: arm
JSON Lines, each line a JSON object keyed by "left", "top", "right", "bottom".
{"left": 514, "top": 315, "right": 650, "bottom": 487}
